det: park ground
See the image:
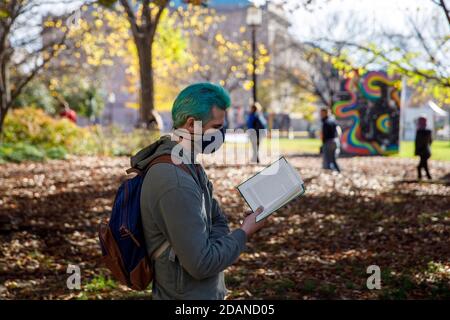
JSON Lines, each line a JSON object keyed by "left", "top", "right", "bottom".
{"left": 0, "top": 144, "right": 449, "bottom": 300}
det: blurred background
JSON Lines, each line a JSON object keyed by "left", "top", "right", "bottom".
{"left": 0, "top": 0, "right": 448, "bottom": 161}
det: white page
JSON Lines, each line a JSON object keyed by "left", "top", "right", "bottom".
{"left": 237, "top": 157, "right": 305, "bottom": 221}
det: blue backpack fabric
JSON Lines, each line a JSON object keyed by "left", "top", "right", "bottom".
{"left": 98, "top": 154, "right": 191, "bottom": 290}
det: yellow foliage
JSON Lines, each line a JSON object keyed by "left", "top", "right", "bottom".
{"left": 95, "top": 19, "right": 103, "bottom": 28}
{"left": 243, "top": 80, "right": 253, "bottom": 91}
{"left": 44, "top": 20, "right": 54, "bottom": 27}
{"left": 60, "top": 3, "right": 271, "bottom": 114}
{"left": 125, "top": 102, "right": 140, "bottom": 110}
{"left": 2, "top": 107, "right": 96, "bottom": 155}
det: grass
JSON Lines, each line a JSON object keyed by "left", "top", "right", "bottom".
{"left": 222, "top": 138, "right": 321, "bottom": 156}
{"left": 84, "top": 274, "right": 117, "bottom": 292}
{"left": 264, "top": 138, "right": 321, "bottom": 154}
{"left": 224, "top": 138, "right": 450, "bottom": 161}
{"left": 395, "top": 140, "right": 450, "bottom": 161}
{"left": 75, "top": 274, "right": 119, "bottom": 300}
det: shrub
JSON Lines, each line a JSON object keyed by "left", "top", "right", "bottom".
{"left": 46, "top": 146, "right": 68, "bottom": 159}
{"left": 0, "top": 143, "right": 45, "bottom": 163}
{"left": 0, "top": 107, "right": 160, "bottom": 163}
{"left": 1, "top": 107, "right": 98, "bottom": 156}
{"left": 12, "top": 81, "right": 57, "bottom": 114}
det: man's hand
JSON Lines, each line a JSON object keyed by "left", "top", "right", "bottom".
{"left": 240, "top": 206, "right": 267, "bottom": 238}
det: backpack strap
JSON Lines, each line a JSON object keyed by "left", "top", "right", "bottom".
{"left": 136, "top": 155, "right": 200, "bottom": 262}
{"left": 148, "top": 155, "right": 204, "bottom": 190}
{"left": 126, "top": 154, "right": 191, "bottom": 176}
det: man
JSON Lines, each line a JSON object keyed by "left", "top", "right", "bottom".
{"left": 130, "top": 83, "right": 266, "bottom": 299}
{"left": 415, "top": 116, "right": 432, "bottom": 180}
{"left": 320, "top": 108, "right": 341, "bottom": 172}
{"left": 246, "top": 102, "right": 267, "bottom": 163}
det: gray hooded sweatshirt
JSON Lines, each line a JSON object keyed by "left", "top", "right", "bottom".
{"left": 130, "top": 135, "right": 247, "bottom": 300}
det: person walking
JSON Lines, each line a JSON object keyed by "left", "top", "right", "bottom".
{"left": 415, "top": 116, "right": 432, "bottom": 180}
{"left": 246, "top": 102, "right": 267, "bottom": 163}
{"left": 320, "top": 108, "right": 341, "bottom": 172}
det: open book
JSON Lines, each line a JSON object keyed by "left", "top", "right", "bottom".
{"left": 237, "top": 157, "right": 306, "bottom": 222}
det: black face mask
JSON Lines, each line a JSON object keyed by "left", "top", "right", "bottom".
{"left": 197, "top": 126, "right": 226, "bottom": 154}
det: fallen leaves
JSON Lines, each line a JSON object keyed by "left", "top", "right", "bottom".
{"left": 0, "top": 155, "right": 449, "bottom": 299}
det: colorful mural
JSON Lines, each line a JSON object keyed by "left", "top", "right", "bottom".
{"left": 332, "top": 71, "right": 401, "bottom": 155}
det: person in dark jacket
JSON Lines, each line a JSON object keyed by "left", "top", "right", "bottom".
{"left": 415, "top": 116, "right": 432, "bottom": 180}
{"left": 320, "top": 108, "right": 341, "bottom": 172}
{"left": 246, "top": 102, "right": 267, "bottom": 163}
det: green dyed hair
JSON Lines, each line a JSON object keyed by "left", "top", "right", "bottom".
{"left": 171, "top": 82, "right": 231, "bottom": 128}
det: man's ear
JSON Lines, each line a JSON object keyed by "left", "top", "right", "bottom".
{"left": 185, "top": 117, "right": 196, "bottom": 133}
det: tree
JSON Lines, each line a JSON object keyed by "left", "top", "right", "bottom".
{"left": 0, "top": 0, "right": 77, "bottom": 134}
{"left": 98, "top": 0, "right": 207, "bottom": 129}
{"left": 107, "top": 3, "right": 270, "bottom": 114}
{"left": 99, "top": 0, "right": 318, "bottom": 128}
{"left": 179, "top": 14, "right": 270, "bottom": 95}
{"left": 273, "top": 45, "right": 341, "bottom": 109}
{"left": 122, "top": 6, "right": 191, "bottom": 112}
{"left": 37, "top": 2, "right": 192, "bottom": 121}
{"left": 304, "top": 4, "right": 450, "bottom": 106}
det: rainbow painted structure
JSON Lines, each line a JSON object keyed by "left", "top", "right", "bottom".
{"left": 332, "top": 71, "right": 401, "bottom": 155}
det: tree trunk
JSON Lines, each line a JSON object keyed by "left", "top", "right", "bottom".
{"left": 136, "top": 35, "right": 157, "bottom": 129}
{"left": 119, "top": 0, "right": 168, "bottom": 130}
{"left": 0, "top": 106, "right": 7, "bottom": 135}
{"left": 0, "top": 58, "right": 11, "bottom": 135}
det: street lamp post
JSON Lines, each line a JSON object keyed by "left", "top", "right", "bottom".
{"left": 246, "top": 5, "right": 262, "bottom": 105}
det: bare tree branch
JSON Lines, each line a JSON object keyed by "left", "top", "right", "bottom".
{"left": 11, "top": 25, "right": 70, "bottom": 103}
{"left": 311, "top": 38, "right": 450, "bottom": 87}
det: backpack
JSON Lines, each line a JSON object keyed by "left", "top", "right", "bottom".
{"left": 98, "top": 154, "right": 192, "bottom": 290}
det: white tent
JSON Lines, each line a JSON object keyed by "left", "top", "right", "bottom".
{"left": 429, "top": 101, "right": 449, "bottom": 117}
